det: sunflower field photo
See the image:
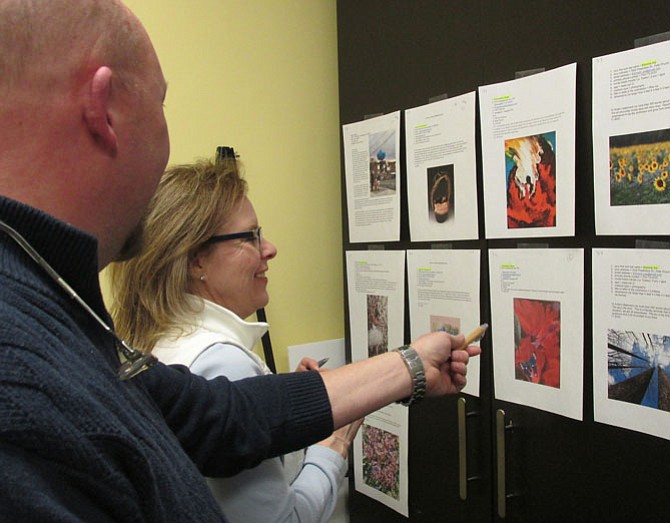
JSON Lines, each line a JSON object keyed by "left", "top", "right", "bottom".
{"left": 609, "top": 129, "right": 670, "bottom": 206}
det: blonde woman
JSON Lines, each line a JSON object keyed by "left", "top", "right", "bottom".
{"left": 111, "top": 156, "right": 361, "bottom": 523}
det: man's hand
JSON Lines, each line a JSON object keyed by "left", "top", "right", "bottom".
{"left": 411, "top": 331, "right": 482, "bottom": 397}
{"left": 321, "top": 330, "right": 482, "bottom": 429}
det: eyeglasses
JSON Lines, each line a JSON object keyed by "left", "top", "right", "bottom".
{"left": 202, "top": 226, "right": 262, "bottom": 252}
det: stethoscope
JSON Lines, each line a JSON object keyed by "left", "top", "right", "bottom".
{"left": 0, "top": 218, "right": 156, "bottom": 380}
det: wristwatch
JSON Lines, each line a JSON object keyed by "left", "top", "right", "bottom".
{"left": 394, "top": 345, "right": 426, "bottom": 406}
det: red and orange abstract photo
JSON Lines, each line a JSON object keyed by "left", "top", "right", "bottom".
{"left": 514, "top": 297, "right": 561, "bottom": 388}
{"left": 505, "top": 132, "right": 556, "bottom": 229}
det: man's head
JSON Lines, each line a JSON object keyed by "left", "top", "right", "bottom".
{"left": 0, "top": 0, "right": 169, "bottom": 268}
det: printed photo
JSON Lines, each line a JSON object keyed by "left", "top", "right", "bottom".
{"left": 369, "top": 130, "right": 397, "bottom": 197}
{"left": 430, "top": 314, "right": 460, "bottom": 335}
{"left": 609, "top": 128, "right": 670, "bottom": 206}
{"left": 505, "top": 132, "right": 557, "bottom": 229}
{"left": 607, "top": 328, "right": 670, "bottom": 411}
{"left": 362, "top": 425, "right": 400, "bottom": 500}
{"left": 426, "top": 165, "right": 454, "bottom": 223}
{"left": 367, "top": 294, "right": 388, "bottom": 357}
{"left": 514, "top": 297, "right": 561, "bottom": 388}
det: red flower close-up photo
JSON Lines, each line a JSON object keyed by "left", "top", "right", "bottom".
{"left": 514, "top": 298, "right": 561, "bottom": 388}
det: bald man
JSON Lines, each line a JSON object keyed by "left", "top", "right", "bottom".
{"left": 0, "top": 1, "right": 479, "bottom": 520}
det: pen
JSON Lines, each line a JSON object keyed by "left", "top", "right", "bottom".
{"left": 457, "top": 323, "right": 488, "bottom": 350}
{"left": 317, "top": 357, "right": 330, "bottom": 368}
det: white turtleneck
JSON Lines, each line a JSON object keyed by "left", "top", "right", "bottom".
{"left": 152, "top": 294, "right": 271, "bottom": 374}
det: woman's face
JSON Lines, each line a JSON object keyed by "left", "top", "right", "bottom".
{"left": 190, "top": 197, "right": 277, "bottom": 319}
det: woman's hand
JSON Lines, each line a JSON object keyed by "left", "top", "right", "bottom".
{"left": 294, "top": 357, "right": 320, "bottom": 372}
{"left": 316, "top": 417, "right": 364, "bottom": 459}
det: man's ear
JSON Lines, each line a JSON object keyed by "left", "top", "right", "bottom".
{"left": 83, "top": 66, "right": 118, "bottom": 155}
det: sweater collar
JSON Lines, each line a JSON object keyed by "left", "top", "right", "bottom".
{"left": 0, "top": 195, "right": 105, "bottom": 312}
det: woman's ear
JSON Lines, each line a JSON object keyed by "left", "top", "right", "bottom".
{"left": 188, "top": 249, "right": 205, "bottom": 278}
{"left": 82, "top": 66, "right": 118, "bottom": 155}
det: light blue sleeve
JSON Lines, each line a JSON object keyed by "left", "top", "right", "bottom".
{"left": 189, "top": 342, "right": 348, "bottom": 523}
{"left": 189, "top": 342, "right": 266, "bottom": 381}
{"left": 289, "top": 445, "right": 347, "bottom": 523}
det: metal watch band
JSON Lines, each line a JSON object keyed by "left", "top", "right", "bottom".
{"left": 394, "top": 345, "right": 426, "bottom": 406}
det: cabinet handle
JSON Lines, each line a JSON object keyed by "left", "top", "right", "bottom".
{"left": 496, "top": 409, "right": 514, "bottom": 518}
{"left": 458, "top": 397, "right": 468, "bottom": 500}
{"left": 458, "top": 397, "right": 480, "bottom": 501}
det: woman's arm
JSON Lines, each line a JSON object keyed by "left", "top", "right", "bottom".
{"left": 187, "top": 343, "right": 349, "bottom": 523}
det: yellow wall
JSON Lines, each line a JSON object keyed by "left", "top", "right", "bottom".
{"left": 102, "top": 0, "right": 343, "bottom": 372}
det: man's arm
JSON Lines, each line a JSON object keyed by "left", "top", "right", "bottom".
{"left": 322, "top": 331, "right": 480, "bottom": 427}
{"left": 142, "top": 330, "right": 479, "bottom": 476}
{"left": 139, "top": 363, "right": 333, "bottom": 477}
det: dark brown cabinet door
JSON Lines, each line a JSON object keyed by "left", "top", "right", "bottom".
{"left": 338, "top": 1, "right": 670, "bottom": 522}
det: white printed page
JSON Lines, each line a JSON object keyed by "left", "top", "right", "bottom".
{"left": 405, "top": 92, "right": 479, "bottom": 241}
{"left": 352, "top": 403, "right": 409, "bottom": 517}
{"left": 407, "top": 249, "right": 482, "bottom": 397}
{"left": 592, "top": 40, "right": 670, "bottom": 235}
{"left": 489, "top": 248, "right": 584, "bottom": 420}
{"left": 346, "top": 250, "right": 405, "bottom": 359}
{"left": 343, "top": 112, "right": 401, "bottom": 243}
{"left": 479, "top": 64, "right": 576, "bottom": 239}
{"left": 287, "top": 339, "right": 345, "bottom": 372}
{"left": 593, "top": 248, "right": 670, "bottom": 439}
{"left": 345, "top": 250, "right": 409, "bottom": 516}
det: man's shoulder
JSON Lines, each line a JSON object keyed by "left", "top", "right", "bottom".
{"left": 0, "top": 268, "right": 79, "bottom": 353}
{"left": 0, "top": 265, "right": 125, "bottom": 435}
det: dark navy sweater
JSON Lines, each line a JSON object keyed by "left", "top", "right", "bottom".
{"left": 0, "top": 196, "right": 333, "bottom": 522}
